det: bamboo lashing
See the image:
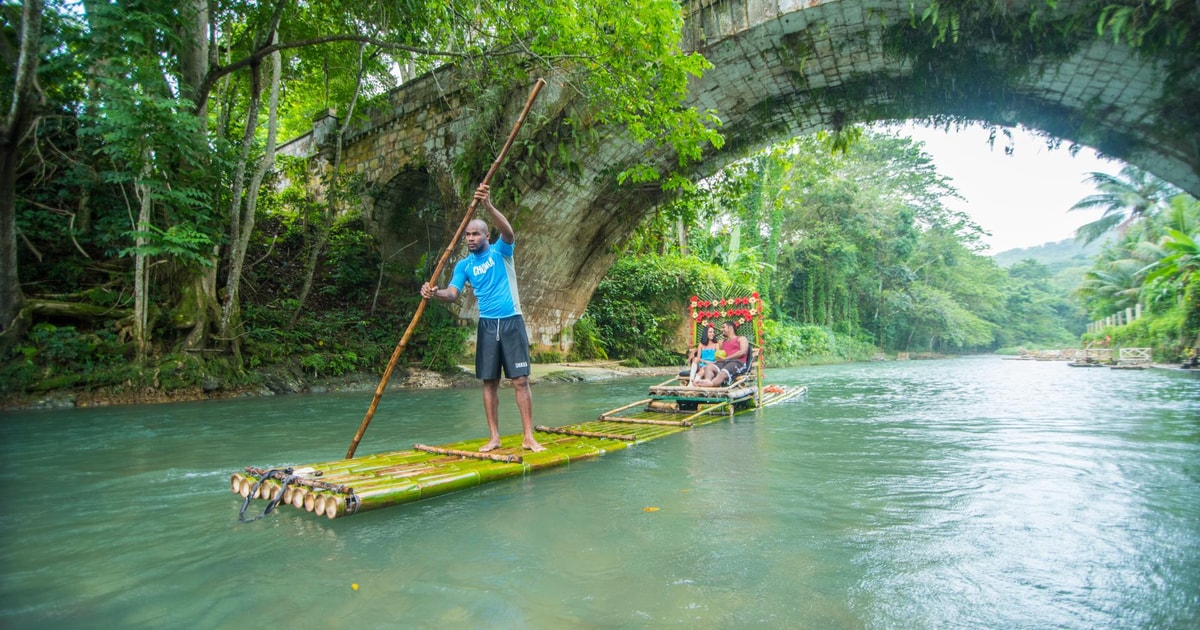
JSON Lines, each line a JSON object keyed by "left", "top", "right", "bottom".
{"left": 413, "top": 443, "right": 523, "bottom": 464}
{"left": 345, "top": 77, "right": 547, "bottom": 459}
{"left": 244, "top": 466, "right": 351, "bottom": 494}
{"left": 534, "top": 425, "right": 636, "bottom": 441}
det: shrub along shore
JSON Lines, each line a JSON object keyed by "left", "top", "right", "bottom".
{"left": 0, "top": 361, "right": 682, "bottom": 412}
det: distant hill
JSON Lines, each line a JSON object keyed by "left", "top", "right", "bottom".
{"left": 993, "top": 237, "right": 1105, "bottom": 294}
{"left": 993, "top": 238, "right": 1103, "bottom": 270}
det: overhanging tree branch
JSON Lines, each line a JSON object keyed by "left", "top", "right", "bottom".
{"left": 193, "top": 35, "right": 486, "bottom": 114}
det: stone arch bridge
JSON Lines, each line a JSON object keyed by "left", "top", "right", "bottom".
{"left": 280, "top": 0, "right": 1199, "bottom": 348}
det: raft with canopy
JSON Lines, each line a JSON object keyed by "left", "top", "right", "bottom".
{"left": 231, "top": 294, "right": 806, "bottom": 520}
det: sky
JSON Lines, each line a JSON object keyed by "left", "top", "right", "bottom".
{"left": 887, "top": 123, "right": 1126, "bottom": 255}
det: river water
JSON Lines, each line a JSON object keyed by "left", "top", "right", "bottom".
{"left": 1, "top": 356, "right": 1197, "bottom": 628}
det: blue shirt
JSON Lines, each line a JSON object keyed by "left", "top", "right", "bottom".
{"left": 450, "top": 238, "right": 522, "bottom": 319}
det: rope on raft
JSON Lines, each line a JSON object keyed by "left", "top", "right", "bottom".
{"left": 239, "top": 467, "right": 295, "bottom": 523}
{"left": 245, "top": 466, "right": 350, "bottom": 494}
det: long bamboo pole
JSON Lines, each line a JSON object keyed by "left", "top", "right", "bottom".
{"left": 597, "top": 397, "right": 653, "bottom": 419}
{"left": 599, "top": 415, "right": 692, "bottom": 427}
{"left": 534, "top": 425, "right": 636, "bottom": 441}
{"left": 414, "top": 443, "right": 522, "bottom": 463}
{"left": 346, "top": 77, "right": 547, "bottom": 459}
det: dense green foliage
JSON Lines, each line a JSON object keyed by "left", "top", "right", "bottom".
{"left": 579, "top": 130, "right": 1100, "bottom": 367}
{"left": 584, "top": 255, "right": 733, "bottom": 366}
{"left": 600, "top": 131, "right": 1085, "bottom": 361}
{"left": 1075, "top": 171, "right": 1200, "bottom": 359}
{"left": 5, "top": 2, "right": 1198, "bottom": 402}
{"left": 2, "top": 0, "right": 723, "bottom": 397}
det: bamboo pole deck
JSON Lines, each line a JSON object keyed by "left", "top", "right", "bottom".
{"left": 233, "top": 384, "right": 808, "bottom": 520}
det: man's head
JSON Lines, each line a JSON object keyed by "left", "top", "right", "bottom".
{"left": 722, "top": 320, "right": 738, "bottom": 337}
{"left": 465, "top": 219, "right": 490, "bottom": 254}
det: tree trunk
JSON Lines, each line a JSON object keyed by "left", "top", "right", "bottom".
{"left": 0, "top": 0, "right": 43, "bottom": 351}
{"left": 288, "top": 194, "right": 334, "bottom": 330}
{"left": 219, "top": 33, "right": 282, "bottom": 358}
{"left": 676, "top": 216, "right": 687, "bottom": 256}
{"left": 216, "top": 70, "right": 262, "bottom": 350}
{"left": 289, "top": 43, "right": 365, "bottom": 328}
{"left": 175, "top": 0, "right": 210, "bottom": 117}
{"left": 173, "top": 0, "right": 220, "bottom": 351}
{"left": 133, "top": 165, "right": 153, "bottom": 361}
{"left": 76, "top": 0, "right": 114, "bottom": 236}
{"left": 21, "top": 298, "right": 131, "bottom": 320}
{"left": 180, "top": 261, "right": 220, "bottom": 350}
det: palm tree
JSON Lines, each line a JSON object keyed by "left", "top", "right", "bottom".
{"left": 1144, "top": 199, "right": 1200, "bottom": 351}
{"left": 1077, "top": 256, "right": 1145, "bottom": 314}
{"left": 1155, "top": 193, "right": 1200, "bottom": 241}
{"left": 1071, "top": 165, "right": 1178, "bottom": 244}
{"left": 1142, "top": 196, "right": 1200, "bottom": 291}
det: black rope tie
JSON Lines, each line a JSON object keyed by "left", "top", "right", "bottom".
{"left": 238, "top": 467, "right": 293, "bottom": 523}
{"left": 263, "top": 473, "right": 298, "bottom": 516}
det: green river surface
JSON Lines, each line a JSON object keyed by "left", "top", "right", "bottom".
{"left": 2, "top": 355, "right": 1198, "bottom": 628}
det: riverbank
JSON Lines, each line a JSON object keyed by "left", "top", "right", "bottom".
{"left": 1, "top": 360, "right": 679, "bottom": 412}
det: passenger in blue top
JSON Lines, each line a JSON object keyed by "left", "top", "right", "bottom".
{"left": 421, "top": 184, "right": 545, "bottom": 453}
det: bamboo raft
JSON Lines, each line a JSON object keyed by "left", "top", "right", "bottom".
{"left": 232, "top": 293, "right": 807, "bottom": 520}
{"left": 231, "top": 376, "right": 806, "bottom": 520}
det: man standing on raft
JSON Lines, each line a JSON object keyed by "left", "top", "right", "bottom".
{"left": 421, "top": 184, "right": 545, "bottom": 453}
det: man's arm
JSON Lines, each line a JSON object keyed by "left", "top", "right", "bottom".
{"left": 475, "top": 184, "right": 514, "bottom": 244}
{"left": 420, "top": 282, "right": 460, "bottom": 302}
{"left": 422, "top": 258, "right": 469, "bottom": 302}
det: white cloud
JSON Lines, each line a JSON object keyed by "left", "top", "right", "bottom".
{"left": 887, "top": 123, "right": 1125, "bottom": 254}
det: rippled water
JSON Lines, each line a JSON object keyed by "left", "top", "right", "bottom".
{"left": 2, "top": 356, "right": 1198, "bottom": 628}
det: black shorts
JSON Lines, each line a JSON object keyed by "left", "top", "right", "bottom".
{"left": 476, "top": 315, "right": 531, "bottom": 380}
{"left": 716, "top": 359, "right": 748, "bottom": 380}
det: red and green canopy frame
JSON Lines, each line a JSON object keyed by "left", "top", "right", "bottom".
{"left": 688, "top": 292, "right": 765, "bottom": 380}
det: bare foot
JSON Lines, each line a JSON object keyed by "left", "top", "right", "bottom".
{"left": 523, "top": 439, "right": 547, "bottom": 452}
{"left": 479, "top": 439, "right": 501, "bottom": 453}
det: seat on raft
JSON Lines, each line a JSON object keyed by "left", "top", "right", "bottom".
{"left": 653, "top": 349, "right": 760, "bottom": 401}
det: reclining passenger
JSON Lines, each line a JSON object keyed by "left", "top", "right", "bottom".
{"left": 692, "top": 320, "right": 749, "bottom": 387}
{"left": 680, "top": 325, "right": 720, "bottom": 379}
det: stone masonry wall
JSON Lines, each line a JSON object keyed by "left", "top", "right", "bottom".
{"left": 284, "top": 0, "right": 1198, "bottom": 350}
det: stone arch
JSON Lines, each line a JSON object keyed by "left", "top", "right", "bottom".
{"left": 314, "top": 0, "right": 1198, "bottom": 344}
{"left": 363, "top": 166, "right": 454, "bottom": 286}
